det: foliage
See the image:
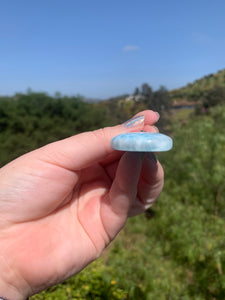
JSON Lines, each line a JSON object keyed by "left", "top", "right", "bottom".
{"left": 31, "top": 259, "right": 129, "bottom": 300}
{"left": 103, "top": 84, "right": 172, "bottom": 131}
{"left": 132, "top": 84, "right": 171, "bottom": 115}
{"left": 31, "top": 102, "right": 225, "bottom": 299}
{"left": 1, "top": 88, "right": 225, "bottom": 299}
{"left": 0, "top": 93, "right": 111, "bottom": 167}
{"left": 195, "top": 86, "right": 225, "bottom": 113}
{"left": 162, "top": 105, "right": 225, "bottom": 217}
{"left": 170, "top": 68, "right": 225, "bottom": 103}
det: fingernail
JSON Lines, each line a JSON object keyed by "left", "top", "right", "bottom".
{"left": 123, "top": 115, "right": 145, "bottom": 128}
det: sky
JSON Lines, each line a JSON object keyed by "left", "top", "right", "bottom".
{"left": 1, "top": 0, "right": 225, "bottom": 99}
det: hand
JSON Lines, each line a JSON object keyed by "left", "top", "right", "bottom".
{"left": 0, "top": 110, "right": 164, "bottom": 299}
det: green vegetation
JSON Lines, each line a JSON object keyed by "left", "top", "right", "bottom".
{"left": 1, "top": 73, "right": 225, "bottom": 299}
{"left": 0, "top": 93, "right": 111, "bottom": 167}
{"left": 170, "top": 68, "right": 225, "bottom": 103}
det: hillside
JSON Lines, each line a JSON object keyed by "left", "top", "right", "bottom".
{"left": 170, "top": 68, "right": 225, "bottom": 101}
{"left": 101, "top": 69, "right": 225, "bottom": 112}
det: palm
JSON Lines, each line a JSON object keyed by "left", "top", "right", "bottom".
{"left": 0, "top": 156, "right": 124, "bottom": 293}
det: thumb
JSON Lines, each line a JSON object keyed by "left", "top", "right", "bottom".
{"left": 34, "top": 110, "right": 159, "bottom": 170}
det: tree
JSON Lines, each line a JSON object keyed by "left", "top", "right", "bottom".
{"left": 151, "top": 85, "right": 171, "bottom": 113}
{"left": 133, "top": 87, "right": 140, "bottom": 96}
{"left": 202, "top": 87, "right": 225, "bottom": 109}
{"left": 141, "top": 83, "right": 153, "bottom": 98}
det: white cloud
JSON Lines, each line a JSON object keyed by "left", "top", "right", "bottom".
{"left": 123, "top": 45, "right": 140, "bottom": 52}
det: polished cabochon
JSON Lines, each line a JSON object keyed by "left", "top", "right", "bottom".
{"left": 111, "top": 132, "right": 173, "bottom": 152}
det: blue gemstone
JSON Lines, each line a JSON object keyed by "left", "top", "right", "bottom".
{"left": 111, "top": 132, "right": 173, "bottom": 152}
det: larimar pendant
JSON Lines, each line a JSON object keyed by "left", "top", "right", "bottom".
{"left": 111, "top": 132, "right": 173, "bottom": 152}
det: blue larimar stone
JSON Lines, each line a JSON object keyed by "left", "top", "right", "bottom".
{"left": 111, "top": 132, "right": 173, "bottom": 152}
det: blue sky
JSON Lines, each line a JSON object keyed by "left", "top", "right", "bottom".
{"left": 1, "top": 0, "right": 225, "bottom": 99}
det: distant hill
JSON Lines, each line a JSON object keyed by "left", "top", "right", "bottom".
{"left": 170, "top": 69, "right": 225, "bottom": 102}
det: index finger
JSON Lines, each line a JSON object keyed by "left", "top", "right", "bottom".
{"left": 34, "top": 110, "right": 160, "bottom": 171}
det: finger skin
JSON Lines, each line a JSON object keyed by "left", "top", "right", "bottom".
{"left": 129, "top": 154, "right": 164, "bottom": 216}
{"left": 101, "top": 152, "right": 144, "bottom": 240}
{"left": 29, "top": 110, "right": 159, "bottom": 170}
{"left": 0, "top": 110, "right": 159, "bottom": 223}
{"left": 102, "top": 153, "right": 164, "bottom": 218}
{"left": 99, "top": 123, "right": 159, "bottom": 168}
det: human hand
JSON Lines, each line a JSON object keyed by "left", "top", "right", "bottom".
{"left": 0, "top": 110, "right": 164, "bottom": 299}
